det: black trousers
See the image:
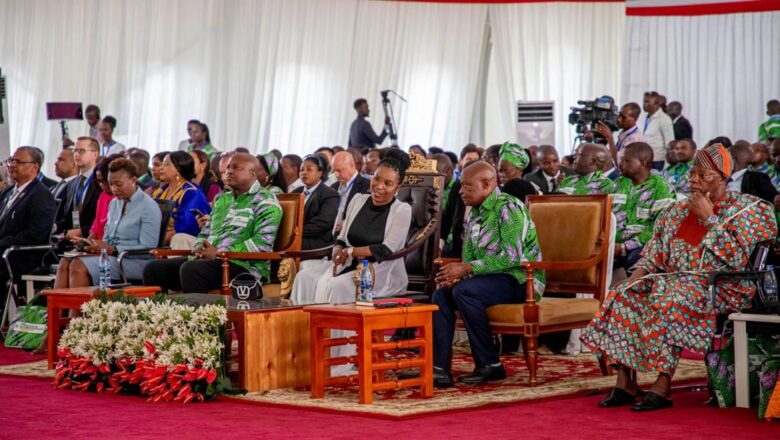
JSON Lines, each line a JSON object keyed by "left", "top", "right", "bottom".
{"left": 432, "top": 274, "right": 524, "bottom": 371}
{"left": 142, "top": 257, "right": 247, "bottom": 293}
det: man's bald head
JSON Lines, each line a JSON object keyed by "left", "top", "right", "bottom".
{"left": 225, "top": 153, "right": 260, "bottom": 193}
{"left": 575, "top": 143, "right": 609, "bottom": 176}
{"left": 730, "top": 143, "right": 752, "bottom": 172}
{"left": 331, "top": 150, "right": 357, "bottom": 184}
{"left": 459, "top": 161, "right": 497, "bottom": 207}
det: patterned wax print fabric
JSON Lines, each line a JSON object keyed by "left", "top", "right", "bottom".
{"left": 582, "top": 191, "right": 777, "bottom": 374}
{"left": 151, "top": 180, "right": 211, "bottom": 236}
{"left": 187, "top": 143, "right": 216, "bottom": 160}
{"left": 661, "top": 161, "right": 692, "bottom": 195}
{"left": 559, "top": 171, "right": 614, "bottom": 195}
{"left": 463, "top": 188, "right": 546, "bottom": 296}
{"left": 611, "top": 173, "right": 676, "bottom": 251}
{"left": 194, "top": 181, "right": 282, "bottom": 282}
{"left": 751, "top": 162, "right": 780, "bottom": 191}
{"left": 265, "top": 185, "right": 284, "bottom": 196}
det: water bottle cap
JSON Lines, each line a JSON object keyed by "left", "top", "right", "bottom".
{"left": 362, "top": 259, "right": 369, "bottom": 265}
{"left": 768, "top": 265, "right": 774, "bottom": 270}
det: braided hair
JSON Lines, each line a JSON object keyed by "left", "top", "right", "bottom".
{"left": 378, "top": 148, "right": 411, "bottom": 182}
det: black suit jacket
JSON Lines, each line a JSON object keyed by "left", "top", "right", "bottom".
{"left": 0, "top": 179, "right": 57, "bottom": 249}
{"left": 525, "top": 166, "right": 576, "bottom": 194}
{"left": 59, "top": 174, "right": 101, "bottom": 236}
{"left": 441, "top": 179, "right": 466, "bottom": 258}
{"left": 293, "top": 183, "right": 340, "bottom": 250}
{"left": 330, "top": 174, "right": 371, "bottom": 222}
{"left": 741, "top": 170, "right": 778, "bottom": 203}
{"left": 673, "top": 116, "right": 693, "bottom": 140}
{"left": 39, "top": 174, "right": 57, "bottom": 190}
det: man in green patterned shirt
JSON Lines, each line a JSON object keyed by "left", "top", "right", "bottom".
{"left": 559, "top": 143, "right": 615, "bottom": 195}
{"left": 143, "top": 153, "right": 282, "bottom": 293}
{"left": 661, "top": 138, "right": 695, "bottom": 197}
{"left": 432, "top": 162, "right": 545, "bottom": 387}
{"left": 612, "top": 142, "right": 676, "bottom": 271}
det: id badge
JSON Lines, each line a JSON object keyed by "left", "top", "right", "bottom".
{"left": 72, "top": 211, "right": 81, "bottom": 229}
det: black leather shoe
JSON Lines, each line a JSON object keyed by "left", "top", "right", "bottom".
{"left": 631, "top": 391, "right": 673, "bottom": 412}
{"left": 598, "top": 387, "right": 638, "bottom": 407}
{"left": 433, "top": 369, "right": 454, "bottom": 388}
{"left": 457, "top": 364, "right": 507, "bottom": 385}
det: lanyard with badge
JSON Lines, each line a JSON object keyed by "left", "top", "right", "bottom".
{"left": 616, "top": 126, "right": 638, "bottom": 151}
{"left": 72, "top": 174, "right": 92, "bottom": 228}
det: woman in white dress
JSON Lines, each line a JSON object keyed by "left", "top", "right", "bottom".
{"left": 290, "top": 150, "right": 412, "bottom": 374}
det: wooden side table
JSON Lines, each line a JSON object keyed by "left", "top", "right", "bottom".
{"left": 304, "top": 303, "right": 438, "bottom": 404}
{"left": 42, "top": 286, "right": 160, "bottom": 368}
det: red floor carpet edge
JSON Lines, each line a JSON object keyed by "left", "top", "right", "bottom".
{"left": 1, "top": 375, "right": 777, "bottom": 440}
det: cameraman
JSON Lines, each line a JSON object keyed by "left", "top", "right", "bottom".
{"left": 595, "top": 102, "right": 646, "bottom": 174}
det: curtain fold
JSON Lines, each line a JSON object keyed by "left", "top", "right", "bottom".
{"left": 0, "top": 0, "right": 488, "bottom": 170}
{"left": 488, "top": 2, "right": 625, "bottom": 154}
{"left": 623, "top": 12, "right": 780, "bottom": 145}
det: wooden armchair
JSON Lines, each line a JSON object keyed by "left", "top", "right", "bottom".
{"left": 216, "top": 193, "right": 304, "bottom": 295}
{"left": 443, "top": 194, "right": 613, "bottom": 386}
{"left": 151, "top": 193, "right": 304, "bottom": 296}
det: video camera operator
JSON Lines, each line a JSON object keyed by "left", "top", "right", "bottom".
{"left": 593, "top": 102, "right": 646, "bottom": 173}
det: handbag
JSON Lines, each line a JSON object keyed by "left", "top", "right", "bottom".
{"left": 4, "top": 296, "right": 47, "bottom": 350}
{"left": 229, "top": 273, "right": 263, "bottom": 301}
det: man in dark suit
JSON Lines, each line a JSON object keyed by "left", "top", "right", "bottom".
{"left": 728, "top": 143, "right": 779, "bottom": 203}
{"left": 525, "top": 145, "right": 576, "bottom": 194}
{"left": 330, "top": 150, "right": 370, "bottom": 234}
{"left": 50, "top": 149, "right": 79, "bottom": 231}
{"left": 0, "top": 147, "right": 57, "bottom": 296}
{"left": 61, "top": 137, "right": 101, "bottom": 237}
{"left": 348, "top": 98, "right": 391, "bottom": 149}
{"left": 667, "top": 101, "right": 693, "bottom": 141}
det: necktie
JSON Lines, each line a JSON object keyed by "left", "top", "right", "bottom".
{"left": 304, "top": 189, "right": 311, "bottom": 197}
{"left": 550, "top": 178, "right": 559, "bottom": 193}
{"left": 0, "top": 187, "right": 20, "bottom": 220}
{"left": 75, "top": 175, "right": 87, "bottom": 207}
{"left": 643, "top": 117, "right": 650, "bottom": 134}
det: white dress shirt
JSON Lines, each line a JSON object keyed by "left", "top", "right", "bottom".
{"left": 727, "top": 169, "right": 747, "bottom": 192}
{"left": 303, "top": 181, "right": 321, "bottom": 204}
{"left": 639, "top": 110, "right": 674, "bottom": 164}
{"left": 100, "top": 140, "right": 126, "bottom": 156}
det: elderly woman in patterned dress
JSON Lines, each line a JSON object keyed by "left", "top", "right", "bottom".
{"left": 582, "top": 144, "right": 777, "bottom": 411}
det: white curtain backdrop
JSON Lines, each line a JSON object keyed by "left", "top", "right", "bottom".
{"left": 623, "top": 11, "right": 780, "bottom": 145}
{"left": 0, "top": 0, "right": 488, "bottom": 174}
{"left": 488, "top": 2, "right": 625, "bottom": 154}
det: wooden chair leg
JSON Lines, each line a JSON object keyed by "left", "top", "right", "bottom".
{"left": 523, "top": 335, "right": 538, "bottom": 386}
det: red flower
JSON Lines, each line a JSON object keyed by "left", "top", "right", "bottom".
{"left": 144, "top": 341, "right": 156, "bottom": 354}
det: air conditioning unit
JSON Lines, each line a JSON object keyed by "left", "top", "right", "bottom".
{"left": 0, "top": 69, "right": 9, "bottom": 156}
{"left": 516, "top": 101, "right": 554, "bottom": 147}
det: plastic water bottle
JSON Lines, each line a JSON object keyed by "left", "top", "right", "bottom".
{"left": 764, "top": 265, "right": 778, "bottom": 305}
{"left": 359, "top": 260, "right": 373, "bottom": 303}
{"left": 98, "top": 248, "right": 111, "bottom": 290}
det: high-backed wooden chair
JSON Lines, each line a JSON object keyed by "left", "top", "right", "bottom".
{"left": 443, "top": 194, "right": 612, "bottom": 386}
{"left": 151, "top": 193, "right": 304, "bottom": 296}
{"left": 388, "top": 154, "right": 444, "bottom": 298}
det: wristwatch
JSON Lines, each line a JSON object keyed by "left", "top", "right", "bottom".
{"left": 704, "top": 214, "right": 718, "bottom": 227}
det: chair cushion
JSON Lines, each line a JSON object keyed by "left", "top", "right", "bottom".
{"left": 528, "top": 201, "right": 603, "bottom": 285}
{"left": 275, "top": 199, "right": 298, "bottom": 251}
{"left": 485, "top": 297, "right": 600, "bottom": 328}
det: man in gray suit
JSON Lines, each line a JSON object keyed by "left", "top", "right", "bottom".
{"left": 524, "top": 145, "right": 575, "bottom": 194}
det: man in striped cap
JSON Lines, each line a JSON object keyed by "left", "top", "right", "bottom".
{"left": 582, "top": 143, "right": 777, "bottom": 411}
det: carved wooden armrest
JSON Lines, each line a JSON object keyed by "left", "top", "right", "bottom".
{"left": 151, "top": 249, "right": 191, "bottom": 259}
{"left": 217, "top": 251, "right": 284, "bottom": 261}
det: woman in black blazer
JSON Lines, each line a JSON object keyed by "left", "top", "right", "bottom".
{"left": 292, "top": 154, "right": 340, "bottom": 250}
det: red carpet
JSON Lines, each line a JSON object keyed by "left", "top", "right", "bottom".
{"left": 0, "top": 375, "right": 777, "bottom": 439}
{"left": 0, "top": 345, "right": 46, "bottom": 366}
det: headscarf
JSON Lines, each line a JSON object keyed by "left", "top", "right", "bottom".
{"left": 499, "top": 142, "right": 530, "bottom": 170}
{"left": 262, "top": 152, "right": 280, "bottom": 177}
{"left": 693, "top": 143, "right": 732, "bottom": 178}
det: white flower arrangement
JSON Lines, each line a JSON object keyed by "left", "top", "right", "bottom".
{"left": 58, "top": 299, "right": 227, "bottom": 370}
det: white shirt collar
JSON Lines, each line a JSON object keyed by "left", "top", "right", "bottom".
{"left": 604, "top": 167, "right": 616, "bottom": 176}
{"left": 13, "top": 180, "right": 33, "bottom": 195}
{"left": 63, "top": 174, "right": 78, "bottom": 183}
{"left": 542, "top": 170, "right": 559, "bottom": 180}
{"left": 304, "top": 181, "right": 321, "bottom": 193}
{"left": 731, "top": 168, "right": 748, "bottom": 181}
{"left": 673, "top": 115, "right": 682, "bottom": 124}
{"left": 80, "top": 167, "right": 95, "bottom": 178}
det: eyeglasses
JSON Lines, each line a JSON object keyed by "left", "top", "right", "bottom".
{"left": 74, "top": 148, "right": 97, "bottom": 154}
{"left": 687, "top": 170, "right": 722, "bottom": 182}
{"left": 6, "top": 159, "right": 35, "bottom": 166}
